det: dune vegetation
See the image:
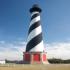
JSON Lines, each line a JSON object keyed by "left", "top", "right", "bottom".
{"left": 0, "top": 64, "right": 70, "bottom": 70}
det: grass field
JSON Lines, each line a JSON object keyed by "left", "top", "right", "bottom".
{"left": 0, "top": 64, "right": 70, "bottom": 70}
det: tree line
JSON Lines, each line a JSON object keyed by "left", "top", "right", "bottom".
{"left": 48, "top": 58, "right": 70, "bottom": 64}
{"left": 5, "top": 58, "right": 70, "bottom": 64}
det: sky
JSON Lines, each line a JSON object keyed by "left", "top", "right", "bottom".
{"left": 0, "top": 0, "right": 70, "bottom": 60}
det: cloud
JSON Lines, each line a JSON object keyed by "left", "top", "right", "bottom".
{"left": 0, "top": 41, "right": 26, "bottom": 60}
{"left": 0, "top": 40, "right": 70, "bottom": 60}
{"left": 45, "top": 42, "right": 70, "bottom": 60}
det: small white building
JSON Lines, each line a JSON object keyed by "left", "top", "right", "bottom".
{"left": 0, "top": 60, "right": 5, "bottom": 64}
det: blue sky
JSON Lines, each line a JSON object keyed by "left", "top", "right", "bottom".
{"left": 0, "top": 0, "right": 70, "bottom": 60}
{"left": 0, "top": 0, "right": 70, "bottom": 43}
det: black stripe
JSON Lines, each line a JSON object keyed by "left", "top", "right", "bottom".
{"left": 31, "top": 13, "right": 39, "bottom": 20}
{"left": 28, "top": 21, "right": 40, "bottom": 34}
{"left": 26, "top": 33, "right": 42, "bottom": 52}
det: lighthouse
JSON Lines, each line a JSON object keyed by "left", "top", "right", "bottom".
{"left": 23, "top": 4, "right": 48, "bottom": 64}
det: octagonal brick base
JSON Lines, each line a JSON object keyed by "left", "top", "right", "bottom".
{"left": 23, "top": 52, "right": 48, "bottom": 64}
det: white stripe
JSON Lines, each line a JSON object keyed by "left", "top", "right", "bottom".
{"left": 27, "top": 25, "right": 42, "bottom": 43}
{"left": 29, "top": 41, "right": 44, "bottom": 52}
{"left": 31, "top": 12, "right": 39, "bottom": 17}
{"left": 29, "top": 16, "right": 40, "bottom": 27}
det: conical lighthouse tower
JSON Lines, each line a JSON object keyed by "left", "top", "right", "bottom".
{"left": 23, "top": 4, "right": 48, "bottom": 64}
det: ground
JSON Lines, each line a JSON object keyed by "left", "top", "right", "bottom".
{"left": 0, "top": 64, "right": 70, "bottom": 70}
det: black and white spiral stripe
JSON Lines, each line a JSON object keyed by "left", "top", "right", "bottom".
{"left": 26, "top": 11, "right": 44, "bottom": 52}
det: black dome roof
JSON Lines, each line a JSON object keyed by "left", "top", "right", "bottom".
{"left": 30, "top": 4, "right": 42, "bottom": 13}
